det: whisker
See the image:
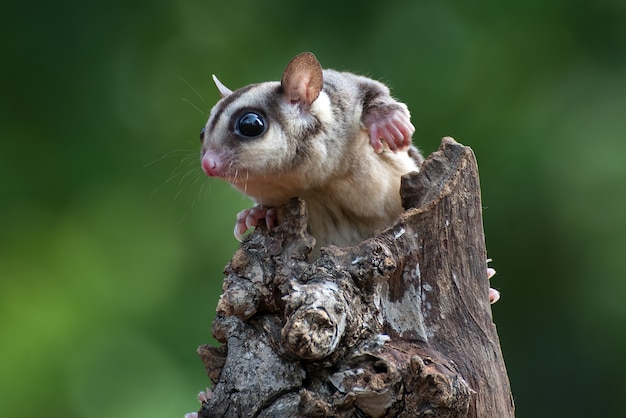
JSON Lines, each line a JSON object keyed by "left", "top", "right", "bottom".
{"left": 180, "top": 175, "right": 213, "bottom": 224}
{"left": 190, "top": 181, "right": 205, "bottom": 207}
{"left": 178, "top": 166, "right": 202, "bottom": 187}
{"left": 182, "top": 98, "right": 205, "bottom": 116}
{"left": 146, "top": 149, "right": 199, "bottom": 197}
{"left": 171, "top": 186, "right": 185, "bottom": 203}
{"left": 191, "top": 171, "right": 205, "bottom": 186}
{"left": 199, "top": 178, "right": 212, "bottom": 201}
{"left": 143, "top": 149, "right": 194, "bottom": 168}
{"left": 179, "top": 76, "right": 209, "bottom": 107}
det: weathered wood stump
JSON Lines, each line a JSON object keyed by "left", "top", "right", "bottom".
{"left": 194, "top": 137, "right": 514, "bottom": 417}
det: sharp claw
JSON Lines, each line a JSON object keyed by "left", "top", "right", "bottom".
{"left": 234, "top": 223, "right": 244, "bottom": 241}
{"left": 234, "top": 210, "right": 249, "bottom": 241}
{"left": 198, "top": 387, "right": 212, "bottom": 403}
{"left": 486, "top": 260, "right": 499, "bottom": 304}
{"left": 232, "top": 205, "right": 280, "bottom": 241}
{"left": 245, "top": 214, "right": 254, "bottom": 230}
{"left": 489, "top": 288, "right": 501, "bottom": 304}
{"left": 266, "top": 208, "right": 277, "bottom": 230}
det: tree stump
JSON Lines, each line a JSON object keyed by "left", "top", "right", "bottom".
{"left": 194, "top": 137, "right": 514, "bottom": 417}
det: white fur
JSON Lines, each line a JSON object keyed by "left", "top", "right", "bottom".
{"left": 201, "top": 58, "right": 421, "bottom": 253}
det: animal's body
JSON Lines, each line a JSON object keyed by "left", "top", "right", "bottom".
{"left": 200, "top": 52, "right": 422, "bottom": 251}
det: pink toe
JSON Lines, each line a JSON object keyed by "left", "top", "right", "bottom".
{"left": 369, "top": 131, "right": 384, "bottom": 153}
{"left": 489, "top": 288, "right": 500, "bottom": 304}
{"left": 265, "top": 208, "right": 277, "bottom": 229}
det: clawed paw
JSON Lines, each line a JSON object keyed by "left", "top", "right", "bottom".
{"left": 487, "top": 259, "right": 500, "bottom": 304}
{"left": 364, "top": 107, "right": 415, "bottom": 154}
{"left": 198, "top": 387, "right": 212, "bottom": 403}
{"left": 234, "top": 205, "right": 278, "bottom": 241}
{"left": 183, "top": 388, "right": 212, "bottom": 418}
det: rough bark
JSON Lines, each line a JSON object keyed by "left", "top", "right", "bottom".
{"left": 195, "top": 137, "right": 514, "bottom": 417}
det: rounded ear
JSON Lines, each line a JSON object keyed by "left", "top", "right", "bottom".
{"left": 280, "top": 52, "right": 323, "bottom": 108}
{"left": 212, "top": 74, "right": 233, "bottom": 98}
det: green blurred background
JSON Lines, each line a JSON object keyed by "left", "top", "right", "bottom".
{"left": 2, "top": 0, "right": 625, "bottom": 417}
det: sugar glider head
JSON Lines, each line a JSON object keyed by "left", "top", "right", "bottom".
{"left": 200, "top": 53, "right": 329, "bottom": 196}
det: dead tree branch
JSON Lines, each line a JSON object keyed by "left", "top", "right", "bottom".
{"left": 195, "top": 137, "right": 514, "bottom": 417}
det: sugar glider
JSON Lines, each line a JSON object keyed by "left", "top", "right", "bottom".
{"left": 200, "top": 52, "right": 423, "bottom": 252}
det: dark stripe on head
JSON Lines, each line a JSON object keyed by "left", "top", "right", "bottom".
{"left": 267, "top": 84, "right": 325, "bottom": 170}
{"left": 207, "top": 84, "right": 257, "bottom": 134}
{"left": 291, "top": 119, "right": 324, "bottom": 169}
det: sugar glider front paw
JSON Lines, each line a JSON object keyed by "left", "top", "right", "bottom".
{"left": 234, "top": 205, "right": 278, "bottom": 240}
{"left": 363, "top": 105, "right": 415, "bottom": 153}
{"left": 184, "top": 388, "right": 212, "bottom": 418}
{"left": 487, "top": 259, "right": 500, "bottom": 304}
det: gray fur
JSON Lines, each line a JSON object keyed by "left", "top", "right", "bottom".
{"left": 201, "top": 56, "right": 422, "bottom": 252}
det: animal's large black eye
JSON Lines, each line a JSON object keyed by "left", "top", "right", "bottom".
{"left": 235, "top": 112, "right": 266, "bottom": 138}
{"left": 199, "top": 126, "right": 205, "bottom": 142}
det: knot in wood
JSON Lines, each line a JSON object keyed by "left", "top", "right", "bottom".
{"left": 282, "top": 280, "right": 347, "bottom": 359}
{"left": 215, "top": 279, "right": 259, "bottom": 320}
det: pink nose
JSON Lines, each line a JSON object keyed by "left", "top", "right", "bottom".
{"left": 201, "top": 152, "right": 223, "bottom": 177}
{"left": 201, "top": 156, "right": 217, "bottom": 177}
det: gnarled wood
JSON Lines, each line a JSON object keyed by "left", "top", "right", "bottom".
{"left": 194, "top": 137, "right": 514, "bottom": 417}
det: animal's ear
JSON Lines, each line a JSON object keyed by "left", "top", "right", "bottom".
{"left": 281, "top": 52, "right": 323, "bottom": 108}
{"left": 212, "top": 74, "right": 233, "bottom": 98}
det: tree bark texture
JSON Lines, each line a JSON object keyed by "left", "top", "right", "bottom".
{"left": 195, "top": 137, "right": 514, "bottom": 417}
